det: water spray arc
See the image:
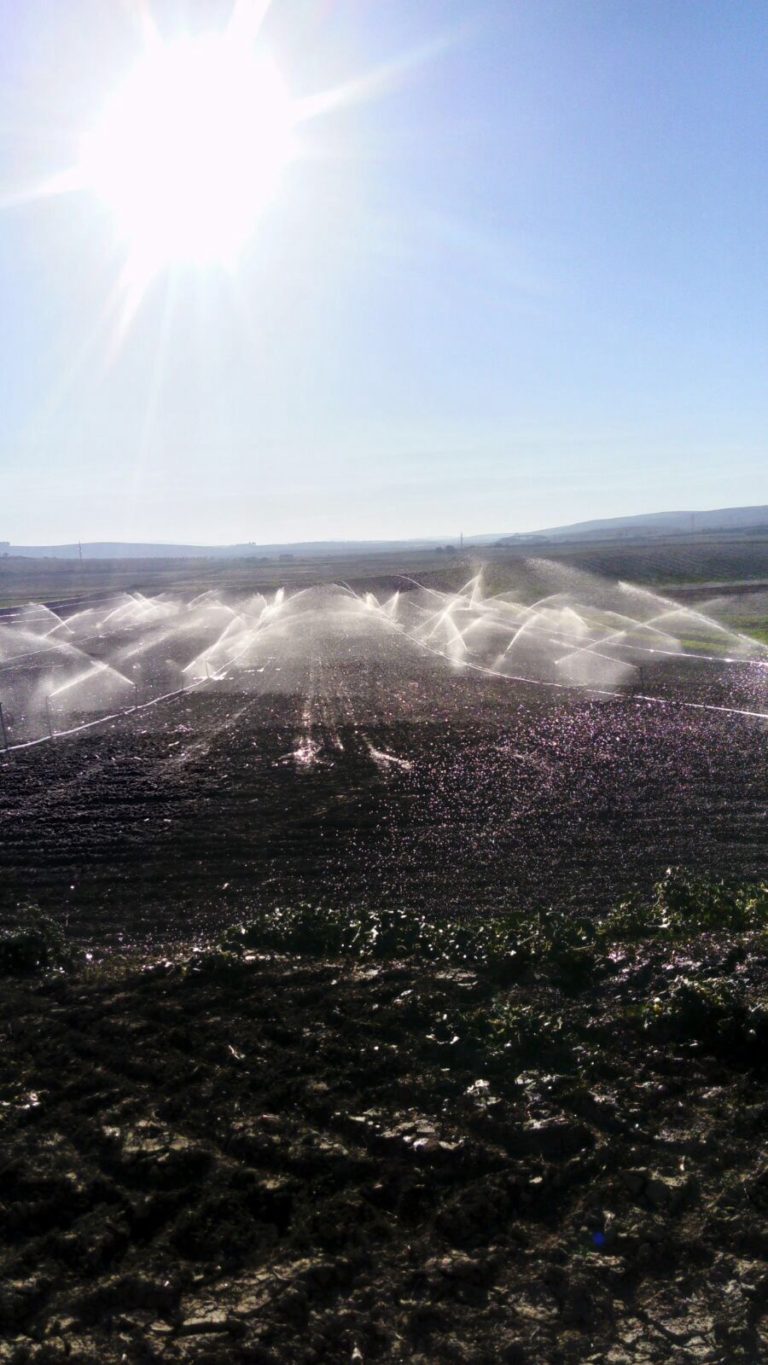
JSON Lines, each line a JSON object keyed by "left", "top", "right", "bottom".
{"left": 0, "top": 701, "right": 10, "bottom": 754}
{"left": 0, "top": 569, "right": 767, "bottom": 753}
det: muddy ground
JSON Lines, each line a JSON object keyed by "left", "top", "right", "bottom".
{"left": 2, "top": 672, "right": 768, "bottom": 952}
{"left": 3, "top": 905, "right": 768, "bottom": 1363}
{"left": 3, "top": 612, "right": 768, "bottom": 1361}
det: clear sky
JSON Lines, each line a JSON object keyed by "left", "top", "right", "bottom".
{"left": 1, "top": 0, "right": 766, "bottom": 544}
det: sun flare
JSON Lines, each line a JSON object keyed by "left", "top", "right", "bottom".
{"left": 80, "top": 34, "right": 295, "bottom": 275}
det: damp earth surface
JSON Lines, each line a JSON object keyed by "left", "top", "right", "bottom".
{"left": 2, "top": 569, "right": 768, "bottom": 1362}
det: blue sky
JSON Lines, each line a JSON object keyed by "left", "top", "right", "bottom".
{"left": 1, "top": 0, "right": 766, "bottom": 543}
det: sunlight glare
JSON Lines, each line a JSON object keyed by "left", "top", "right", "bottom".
{"left": 80, "top": 35, "right": 294, "bottom": 275}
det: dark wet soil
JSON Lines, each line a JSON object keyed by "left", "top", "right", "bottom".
{"left": 3, "top": 932, "right": 768, "bottom": 1363}
{"left": 2, "top": 678, "right": 767, "bottom": 951}
{"left": 2, "top": 650, "right": 768, "bottom": 1362}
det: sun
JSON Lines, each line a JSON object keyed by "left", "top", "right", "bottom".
{"left": 79, "top": 34, "right": 295, "bottom": 275}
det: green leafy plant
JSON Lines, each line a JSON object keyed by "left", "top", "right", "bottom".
{"left": 219, "top": 903, "right": 528, "bottom": 974}
{"left": 644, "top": 976, "right": 746, "bottom": 1046}
{"left": 0, "top": 903, "right": 72, "bottom": 976}
{"left": 599, "top": 869, "right": 768, "bottom": 943}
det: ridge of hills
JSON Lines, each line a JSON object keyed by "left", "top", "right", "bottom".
{"left": 498, "top": 503, "right": 768, "bottom": 544}
{"left": 3, "top": 504, "right": 768, "bottom": 559}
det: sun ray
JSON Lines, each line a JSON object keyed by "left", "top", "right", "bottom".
{"left": 228, "top": 0, "right": 275, "bottom": 45}
{"left": 0, "top": 166, "right": 84, "bottom": 213}
{"left": 294, "top": 28, "right": 469, "bottom": 123}
{"left": 119, "top": 0, "right": 160, "bottom": 48}
{"left": 127, "top": 269, "right": 178, "bottom": 521}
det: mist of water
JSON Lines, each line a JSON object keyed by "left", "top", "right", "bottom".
{"left": 1, "top": 565, "right": 766, "bottom": 747}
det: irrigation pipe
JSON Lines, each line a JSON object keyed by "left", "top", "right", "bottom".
{"left": 353, "top": 591, "right": 768, "bottom": 725}
{"left": 3, "top": 676, "right": 209, "bottom": 754}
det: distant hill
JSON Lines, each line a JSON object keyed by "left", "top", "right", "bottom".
{"left": 1, "top": 536, "right": 499, "bottom": 561}
{"left": 497, "top": 505, "right": 768, "bottom": 545}
{"left": 4, "top": 505, "right": 768, "bottom": 560}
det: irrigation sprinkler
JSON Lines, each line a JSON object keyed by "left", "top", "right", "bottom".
{"left": 44, "top": 696, "right": 55, "bottom": 740}
{"left": 0, "top": 701, "right": 9, "bottom": 754}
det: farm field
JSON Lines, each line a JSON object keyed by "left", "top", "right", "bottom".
{"left": 2, "top": 554, "right": 768, "bottom": 1362}
{"left": 4, "top": 527, "right": 768, "bottom": 609}
{"left": 2, "top": 565, "right": 768, "bottom": 943}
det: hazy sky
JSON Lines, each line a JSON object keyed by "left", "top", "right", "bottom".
{"left": 1, "top": 0, "right": 766, "bottom": 544}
